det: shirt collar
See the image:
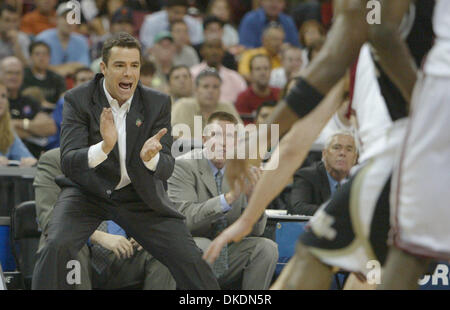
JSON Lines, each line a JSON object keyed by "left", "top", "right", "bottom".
{"left": 207, "top": 159, "right": 226, "bottom": 177}
{"left": 325, "top": 168, "right": 339, "bottom": 190}
{"left": 102, "top": 79, "right": 133, "bottom": 113}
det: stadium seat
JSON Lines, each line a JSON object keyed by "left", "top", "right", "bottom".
{"left": 10, "top": 201, "right": 41, "bottom": 289}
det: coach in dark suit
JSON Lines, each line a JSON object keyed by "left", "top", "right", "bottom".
{"left": 32, "top": 32, "right": 219, "bottom": 289}
{"left": 289, "top": 131, "right": 358, "bottom": 216}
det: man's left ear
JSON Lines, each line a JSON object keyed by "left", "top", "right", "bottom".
{"left": 100, "top": 61, "right": 106, "bottom": 75}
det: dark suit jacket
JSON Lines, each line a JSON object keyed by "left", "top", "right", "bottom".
{"left": 289, "top": 161, "right": 331, "bottom": 216}
{"left": 60, "top": 73, "right": 182, "bottom": 218}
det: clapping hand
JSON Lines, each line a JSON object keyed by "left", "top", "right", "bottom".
{"left": 100, "top": 108, "right": 118, "bottom": 154}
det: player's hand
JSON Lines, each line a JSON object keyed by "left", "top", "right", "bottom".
{"left": 226, "top": 128, "right": 264, "bottom": 192}
{"left": 203, "top": 217, "right": 253, "bottom": 264}
{"left": 100, "top": 108, "right": 117, "bottom": 154}
{"left": 129, "top": 238, "right": 143, "bottom": 251}
{"left": 20, "top": 157, "right": 37, "bottom": 167}
{"left": 140, "top": 128, "right": 167, "bottom": 162}
{"left": 98, "top": 234, "right": 134, "bottom": 259}
{"left": 225, "top": 165, "right": 261, "bottom": 204}
{"left": 245, "top": 165, "right": 262, "bottom": 197}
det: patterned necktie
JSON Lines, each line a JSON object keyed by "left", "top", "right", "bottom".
{"left": 90, "top": 221, "right": 111, "bottom": 274}
{"left": 213, "top": 170, "right": 229, "bottom": 278}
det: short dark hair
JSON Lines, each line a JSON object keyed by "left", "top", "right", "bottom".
{"left": 299, "top": 19, "right": 326, "bottom": 47}
{"left": 74, "top": 67, "right": 93, "bottom": 82}
{"left": 0, "top": 4, "right": 17, "bottom": 16}
{"left": 29, "top": 41, "right": 51, "bottom": 55}
{"left": 168, "top": 65, "right": 191, "bottom": 81}
{"left": 166, "top": 0, "right": 188, "bottom": 8}
{"left": 140, "top": 61, "right": 156, "bottom": 76}
{"left": 195, "top": 68, "right": 222, "bottom": 86}
{"left": 203, "top": 15, "right": 224, "bottom": 30}
{"left": 207, "top": 111, "right": 238, "bottom": 125}
{"left": 102, "top": 32, "right": 142, "bottom": 65}
{"left": 249, "top": 53, "right": 271, "bottom": 72}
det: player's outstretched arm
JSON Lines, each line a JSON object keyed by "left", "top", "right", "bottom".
{"left": 226, "top": 0, "right": 370, "bottom": 190}
{"left": 369, "top": 0, "right": 416, "bottom": 104}
{"left": 203, "top": 78, "right": 348, "bottom": 264}
{"left": 268, "top": 0, "right": 370, "bottom": 137}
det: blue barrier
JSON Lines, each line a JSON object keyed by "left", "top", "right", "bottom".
{"left": 0, "top": 217, "right": 16, "bottom": 272}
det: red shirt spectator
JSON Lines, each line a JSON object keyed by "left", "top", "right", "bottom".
{"left": 20, "top": 0, "right": 57, "bottom": 35}
{"left": 235, "top": 54, "right": 281, "bottom": 124}
{"left": 235, "top": 87, "right": 280, "bottom": 124}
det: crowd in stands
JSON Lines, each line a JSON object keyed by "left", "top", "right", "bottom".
{"left": 0, "top": 0, "right": 337, "bottom": 163}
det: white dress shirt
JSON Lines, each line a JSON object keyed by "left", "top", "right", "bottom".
{"left": 87, "top": 80, "right": 160, "bottom": 190}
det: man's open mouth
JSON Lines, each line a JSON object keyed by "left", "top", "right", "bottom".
{"left": 119, "top": 82, "right": 133, "bottom": 90}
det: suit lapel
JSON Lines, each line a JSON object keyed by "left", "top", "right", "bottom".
{"left": 318, "top": 162, "right": 332, "bottom": 200}
{"left": 126, "top": 89, "right": 145, "bottom": 165}
{"left": 199, "top": 158, "right": 219, "bottom": 197}
{"left": 91, "top": 76, "right": 109, "bottom": 125}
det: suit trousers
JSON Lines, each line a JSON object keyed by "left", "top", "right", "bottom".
{"left": 32, "top": 186, "right": 220, "bottom": 289}
{"left": 195, "top": 237, "right": 278, "bottom": 290}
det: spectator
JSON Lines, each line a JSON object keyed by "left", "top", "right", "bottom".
{"left": 238, "top": 23, "right": 284, "bottom": 80}
{"left": 21, "top": 86, "right": 54, "bottom": 113}
{"left": 90, "top": 6, "right": 135, "bottom": 62}
{"left": 22, "top": 41, "right": 66, "bottom": 105}
{"left": 191, "top": 39, "right": 247, "bottom": 104}
{"left": 170, "top": 20, "right": 200, "bottom": 68}
{"left": 193, "top": 15, "right": 238, "bottom": 71}
{"left": 289, "top": 131, "right": 358, "bottom": 216}
{"left": 46, "top": 67, "right": 94, "bottom": 150}
{"left": 168, "top": 65, "right": 193, "bottom": 103}
{"left": 125, "top": 0, "right": 164, "bottom": 12}
{"left": 269, "top": 46, "right": 303, "bottom": 89}
{"left": 33, "top": 148, "right": 176, "bottom": 290}
{"left": 139, "top": 0, "right": 203, "bottom": 49}
{"left": 235, "top": 54, "right": 280, "bottom": 123}
{"left": 139, "top": 61, "right": 156, "bottom": 88}
{"left": 255, "top": 100, "right": 277, "bottom": 125}
{"left": 0, "top": 56, "right": 56, "bottom": 158}
{"left": 89, "top": 6, "right": 135, "bottom": 73}
{"left": 172, "top": 69, "right": 241, "bottom": 140}
{"left": 299, "top": 19, "right": 326, "bottom": 68}
{"left": 20, "top": 0, "right": 57, "bottom": 36}
{"left": 0, "top": 4, "right": 31, "bottom": 65}
{"left": 238, "top": 0, "right": 300, "bottom": 48}
{"left": 36, "top": 2, "right": 91, "bottom": 77}
{"left": 88, "top": 0, "right": 125, "bottom": 37}
{"left": 167, "top": 111, "right": 278, "bottom": 289}
{"left": 227, "top": 0, "right": 254, "bottom": 25}
{"left": 290, "top": 0, "right": 322, "bottom": 30}
{"left": 147, "top": 31, "right": 177, "bottom": 94}
{"left": 299, "top": 19, "right": 326, "bottom": 49}
{"left": 206, "top": 0, "right": 239, "bottom": 49}
{"left": 0, "top": 81, "right": 36, "bottom": 166}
